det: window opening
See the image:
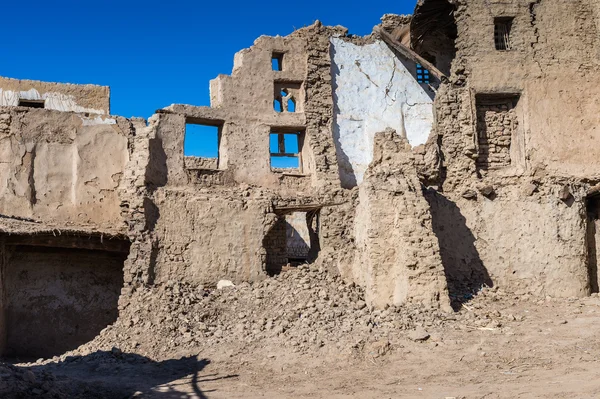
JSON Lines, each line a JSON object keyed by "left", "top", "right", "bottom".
{"left": 274, "top": 99, "right": 283, "bottom": 113}
{"left": 264, "top": 209, "right": 320, "bottom": 275}
{"left": 494, "top": 17, "right": 513, "bottom": 51}
{"left": 272, "top": 52, "right": 284, "bottom": 71}
{"left": 288, "top": 97, "right": 296, "bottom": 113}
{"left": 18, "top": 99, "right": 45, "bottom": 108}
{"left": 270, "top": 132, "right": 300, "bottom": 170}
{"left": 184, "top": 123, "right": 220, "bottom": 158}
{"left": 416, "top": 64, "right": 430, "bottom": 84}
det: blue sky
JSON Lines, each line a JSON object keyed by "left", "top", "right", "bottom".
{"left": 2, "top": 0, "right": 417, "bottom": 160}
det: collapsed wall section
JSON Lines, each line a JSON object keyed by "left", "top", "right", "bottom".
{"left": 349, "top": 129, "right": 449, "bottom": 309}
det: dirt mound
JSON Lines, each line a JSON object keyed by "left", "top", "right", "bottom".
{"left": 68, "top": 265, "right": 458, "bottom": 361}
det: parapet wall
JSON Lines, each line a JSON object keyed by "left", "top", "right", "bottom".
{"left": 0, "top": 76, "right": 110, "bottom": 115}
{"left": 0, "top": 106, "right": 134, "bottom": 231}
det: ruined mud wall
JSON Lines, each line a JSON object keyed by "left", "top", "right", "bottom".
{"left": 0, "top": 76, "right": 110, "bottom": 115}
{"left": 419, "top": 0, "right": 600, "bottom": 298}
{"left": 138, "top": 23, "right": 355, "bottom": 287}
{"left": 151, "top": 191, "right": 273, "bottom": 285}
{"left": 0, "top": 106, "right": 133, "bottom": 230}
{"left": 346, "top": 129, "right": 449, "bottom": 309}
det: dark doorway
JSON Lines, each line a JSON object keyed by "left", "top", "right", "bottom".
{"left": 587, "top": 195, "right": 599, "bottom": 293}
{"left": 1, "top": 234, "right": 129, "bottom": 360}
{"left": 264, "top": 209, "right": 320, "bottom": 275}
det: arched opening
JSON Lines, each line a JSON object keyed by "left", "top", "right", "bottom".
{"left": 287, "top": 97, "right": 296, "bottom": 113}
{"left": 411, "top": 0, "right": 458, "bottom": 76}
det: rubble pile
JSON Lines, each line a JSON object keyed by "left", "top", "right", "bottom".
{"left": 0, "top": 362, "right": 108, "bottom": 399}
{"left": 72, "top": 265, "right": 457, "bottom": 360}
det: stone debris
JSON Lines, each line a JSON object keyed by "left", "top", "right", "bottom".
{"left": 69, "top": 265, "right": 457, "bottom": 361}
{"left": 216, "top": 280, "right": 235, "bottom": 290}
{"left": 408, "top": 327, "right": 431, "bottom": 342}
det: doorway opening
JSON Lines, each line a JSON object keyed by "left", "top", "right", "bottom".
{"left": 587, "top": 194, "right": 599, "bottom": 293}
{"left": 263, "top": 209, "right": 320, "bottom": 276}
{"left": 0, "top": 233, "right": 129, "bottom": 360}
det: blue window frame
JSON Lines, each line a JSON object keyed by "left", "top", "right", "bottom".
{"left": 416, "top": 63, "right": 430, "bottom": 84}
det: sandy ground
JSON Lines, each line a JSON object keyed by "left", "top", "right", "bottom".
{"left": 18, "top": 293, "right": 600, "bottom": 399}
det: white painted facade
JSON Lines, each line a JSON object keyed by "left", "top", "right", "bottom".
{"left": 0, "top": 88, "right": 105, "bottom": 115}
{"left": 331, "top": 38, "right": 435, "bottom": 187}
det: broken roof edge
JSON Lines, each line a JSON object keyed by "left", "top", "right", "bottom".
{"left": 374, "top": 26, "right": 447, "bottom": 80}
{"left": 0, "top": 214, "right": 130, "bottom": 241}
{"left": 0, "top": 75, "right": 110, "bottom": 90}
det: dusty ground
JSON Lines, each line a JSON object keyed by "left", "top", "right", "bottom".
{"left": 5, "top": 270, "right": 600, "bottom": 398}
{"left": 131, "top": 295, "right": 600, "bottom": 398}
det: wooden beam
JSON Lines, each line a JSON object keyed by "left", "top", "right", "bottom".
{"left": 375, "top": 27, "right": 446, "bottom": 81}
{"left": 274, "top": 202, "right": 345, "bottom": 214}
{"left": 4, "top": 234, "right": 131, "bottom": 253}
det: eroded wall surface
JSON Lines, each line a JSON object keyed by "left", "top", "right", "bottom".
{"left": 0, "top": 76, "right": 110, "bottom": 115}
{"left": 413, "top": 0, "right": 600, "bottom": 298}
{"left": 349, "top": 129, "right": 449, "bottom": 309}
{"left": 331, "top": 38, "right": 434, "bottom": 187}
{"left": 0, "top": 107, "right": 131, "bottom": 229}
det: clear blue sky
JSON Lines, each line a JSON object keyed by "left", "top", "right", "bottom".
{"left": 2, "top": 0, "right": 416, "bottom": 119}
{"left": 2, "top": 0, "right": 417, "bottom": 161}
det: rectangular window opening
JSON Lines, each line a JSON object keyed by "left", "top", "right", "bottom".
{"left": 18, "top": 99, "right": 45, "bottom": 109}
{"left": 416, "top": 64, "right": 430, "bottom": 84}
{"left": 269, "top": 131, "right": 301, "bottom": 171}
{"left": 494, "top": 17, "right": 513, "bottom": 51}
{"left": 184, "top": 122, "right": 220, "bottom": 159}
{"left": 272, "top": 52, "right": 284, "bottom": 71}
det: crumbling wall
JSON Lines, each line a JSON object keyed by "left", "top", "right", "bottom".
{"left": 419, "top": 0, "right": 600, "bottom": 298}
{"left": 151, "top": 190, "right": 273, "bottom": 285}
{"left": 0, "top": 106, "right": 133, "bottom": 230}
{"left": 348, "top": 129, "right": 449, "bottom": 309}
{"left": 0, "top": 76, "right": 110, "bottom": 115}
{"left": 331, "top": 38, "right": 435, "bottom": 188}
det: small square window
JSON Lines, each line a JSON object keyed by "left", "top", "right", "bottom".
{"left": 184, "top": 123, "right": 220, "bottom": 158}
{"left": 494, "top": 17, "right": 514, "bottom": 51}
{"left": 416, "top": 64, "right": 430, "bottom": 84}
{"left": 272, "top": 52, "right": 284, "bottom": 71}
{"left": 18, "top": 99, "right": 45, "bottom": 108}
{"left": 270, "top": 132, "right": 301, "bottom": 171}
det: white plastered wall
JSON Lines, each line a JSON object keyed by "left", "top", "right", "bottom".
{"left": 0, "top": 88, "right": 105, "bottom": 114}
{"left": 331, "top": 38, "right": 434, "bottom": 187}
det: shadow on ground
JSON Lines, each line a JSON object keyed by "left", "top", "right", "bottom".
{"left": 3, "top": 350, "right": 238, "bottom": 398}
